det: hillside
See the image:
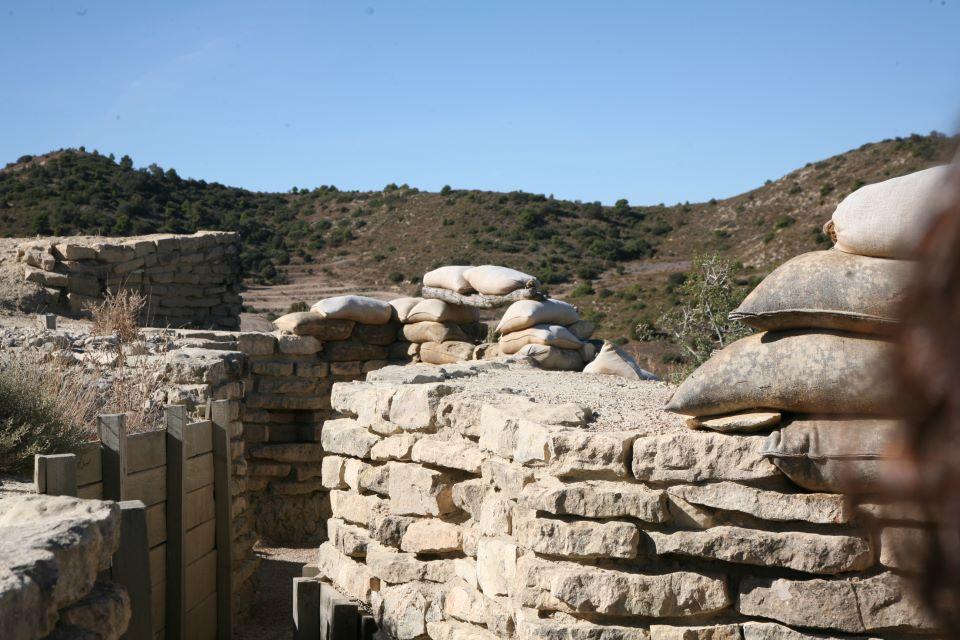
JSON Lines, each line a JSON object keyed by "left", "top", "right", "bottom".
{"left": 1, "top": 133, "right": 956, "bottom": 370}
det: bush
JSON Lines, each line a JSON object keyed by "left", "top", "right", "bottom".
{"left": 571, "top": 282, "right": 594, "bottom": 297}
{"left": 89, "top": 289, "right": 146, "bottom": 344}
{"left": 287, "top": 301, "right": 308, "bottom": 313}
{"left": 653, "top": 253, "right": 753, "bottom": 378}
{"left": 388, "top": 271, "right": 404, "bottom": 283}
{"left": 0, "top": 356, "right": 92, "bottom": 474}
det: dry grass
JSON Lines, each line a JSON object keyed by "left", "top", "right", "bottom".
{"left": 89, "top": 289, "right": 146, "bottom": 344}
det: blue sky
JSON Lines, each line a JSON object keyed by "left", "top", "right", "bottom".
{"left": 2, "top": 1, "right": 958, "bottom": 204}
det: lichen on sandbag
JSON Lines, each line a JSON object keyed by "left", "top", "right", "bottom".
{"left": 762, "top": 417, "right": 902, "bottom": 492}
{"left": 666, "top": 330, "right": 896, "bottom": 417}
{"left": 730, "top": 250, "right": 912, "bottom": 334}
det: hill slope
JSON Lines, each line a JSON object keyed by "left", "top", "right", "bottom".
{"left": 1, "top": 133, "right": 955, "bottom": 368}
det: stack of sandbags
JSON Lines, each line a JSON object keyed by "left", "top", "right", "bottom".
{"left": 496, "top": 299, "right": 595, "bottom": 371}
{"left": 272, "top": 294, "right": 411, "bottom": 362}
{"left": 667, "top": 166, "right": 948, "bottom": 493}
{"left": 391, "top": 296, "right": 485, "bottom": 365}
{"left": 422, "top": 264, "right": 543, "bottom": 308}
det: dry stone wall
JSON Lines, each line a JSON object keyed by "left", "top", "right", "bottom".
{"left": 18, "top": 231, "right": 241, "bottom": 329}
{"left": 0, "top": 494, "right": 130, "bottom": 640}
{"left": 306, "top": 359, "right": 935, "bottom": 640}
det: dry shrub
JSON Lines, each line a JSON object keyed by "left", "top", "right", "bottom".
{"left": 89, "top": 289, "right": 146, "bottom": 343}
{"left": 0, "top": 344, "right": 167, "bottom": 474}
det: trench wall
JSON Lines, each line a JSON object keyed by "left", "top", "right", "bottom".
{"left": 303, "top": 361, "right": 934, "bottom": 640}
{"left": 18, "top": 231, "right": 242, "bottom": 329}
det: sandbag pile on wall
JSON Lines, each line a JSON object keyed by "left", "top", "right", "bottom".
{"left": 421, "top": 265, "right": 544, "bottom": 308}
{"left": 392, "top": 297, "right": 486, "bottom": 365}
{"left": 496, "top": 299, "right": 594, "bottom": 371}
{"left": 667, "top": 168, "right": 941, "bottom": 492}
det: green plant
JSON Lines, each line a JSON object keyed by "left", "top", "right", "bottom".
{"left": 652, "top": 253, "right": 753, "bottom": 377}
{"left": 388, "top": 271, "right": 404, "bottom": 283}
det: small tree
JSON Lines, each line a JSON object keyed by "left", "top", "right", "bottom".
{"left": 649, "top": 254, "right": 752, "bottom": 373}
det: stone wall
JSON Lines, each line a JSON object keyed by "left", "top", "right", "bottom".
{"left": 305, "top": 359, "right": 935, "bottom": 640}
{"left": 18, "top": 231, "right": 242, "bottom": 329}
{"left": 0, "top": 494, "right": 130, "bottom": 640}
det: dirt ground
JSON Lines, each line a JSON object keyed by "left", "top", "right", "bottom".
{"left": 234, "top": 543, "right": 316, "bottom": 640}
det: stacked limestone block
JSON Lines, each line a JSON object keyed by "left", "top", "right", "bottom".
{"left": 0, "top": 494, "right": 130, "bottom": 640}
{"left": 17, "top": 231, "right": 242, "bottom": 329}
{"left": 308, "top": 358, "right": 933, "bottom": 639}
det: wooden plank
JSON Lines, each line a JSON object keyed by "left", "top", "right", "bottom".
{"left": 185, "top": 518, "right": 216, "bottom": 565}
{"left": 185, "top": 591, "right": 217, "bottom": 640}
{"left": 186, "top": 420, "right": 213, "bottom": 458}
{"left": 185, "top": 453, "right": 214, "bottom": 493}
{"left": 77, "top": 482, "right": 103, "bottom": 500}
{"left": 34, "top": 453, "right": 77, "bottom": 497}
{"left": 165, "top": 405, "right": 188, "bottom": 640}
{"left": 149, "top": 544, "right": 166, "bottom": 588}
{"left": 293, "top": 578, "right": 320, "bottom": 640}
{"left": 112, "top": 500, "right": 154, "bottom": 640}
{"left": 128, "top": 429, "right": 166, "bottom": 474}
{"left": 152, "top": 581, "right": 165, "bottom": 638}
{"left": 185, "top": 485, "right": 216, "bottom": 531}
{"left": 126, "top": 466, "right": 166, "bottom": 507}
{"left": 319, "top": 583, "right": 358, "bottom": 640}
{"left": 99, "top": 414, "right": 127, "bottom": 501}
{"left": 146, "top": 503, "right": 166, "bottom": 547}
{"left": 184, "top": 549, "right": 217, "bottom": 610}
{"left": 76, "top": 441, "right": 102, "bottom": 486}
{"left": 211, "top": 399, "right": 234, "bottom": 640}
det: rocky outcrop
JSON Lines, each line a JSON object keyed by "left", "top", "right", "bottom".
{"left": 0, "top": 494, "right": 129, "bottom": 640}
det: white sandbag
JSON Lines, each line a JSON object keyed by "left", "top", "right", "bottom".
{"left": 423, "top": 266, "right": 474, "bottom": 294}
{"left": 496, "top": 299, "right": 580, "bottom": 334}
{"left": 666, "top": 330, "right": 896, "bottom": 417}
{"left": 582, "top": 341, "right": 657, "bottom": 381}
{"left": 499, "top": 324, "right": 583, "bottom": 355}
{"left": 828, "top": 165, "right": 950, "bottom": 259}
{"left": 420, "top": 341, "right": 476, "bottom": 365}
{"left": 730, "top": 250, "right": 912, "bottom": 334}
{"left": 311, "top": 295, "right": 393, "bottom": 325}
{"left": 566, "top": 320, "right": 596, "bottom": 340}
{"left": 406, "top": 299, "right": 480, "bottom": 324}
{"left": 464, "top": 265, "right": 539, "bottom": 296}
{"left": 401, "top": 321, "right": 469, "bottom": 344}
{"left": 271, "top": 312, "right": 356, "bottom": 340}
{"left": 389, "top": 297, "right": 423, "bottom": 323}
{"left": 762, "top": 417, "right": 902, "bottom": 492}
{"left": 517, "top": 344, "right": 584, "bottom": 371}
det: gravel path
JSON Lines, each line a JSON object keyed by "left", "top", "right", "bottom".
{"left": 234, "top": 544, "right": 316, "bottom": 640}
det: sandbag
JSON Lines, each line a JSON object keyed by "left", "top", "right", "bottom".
{"left": 406, "top": 299, "right": 480, "bottom": 324}
{"left": 686, "top": 410, "right": 781, "bottom": 434}
{"left": 389, "top": 297, "right": 423, "bottom": 323}
{"left": 311, "top": 295, "right": 393, "bottom": 325}
{"left": 730, "top": 250, "right": 912, "bottom": 334}
{"left": 496, "top": 299, "right": 580, "bottom": 334}
{"left": 401, "top": 321, "right": 469, "bottom": 344}
{"left": 474, "top": 342, "right": 503, "bottom": 360}
{"left": 272, "top": 312, "right": 355, "bottom": 340}
{"left": 423, "top": 266, "right": 474, "bottom": 293}
{"left": 666, "top": 330, "right": 896, "bottom": 417}
{"left": 762, "top": 417, "right": 902, "bottom": 492}
{"left": 464, "top": 265, "right": 539, "bottom": 296}
{"left": 499, "top": 324, "right": 583, "bottom": 355}
{"left": 582, "top": 341, "right": 657, "bottom": 381}
{"left": 420, "top": 341, "right": 476, "bottom": 365}
{"left": 566, "top": 320, "right": 596, "bottom": 340}
{"left": 517, "top": 344, "right": 584, "bottom": 371}
{"left": 828, "top": 165, "right": 950, "bottom": 259}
